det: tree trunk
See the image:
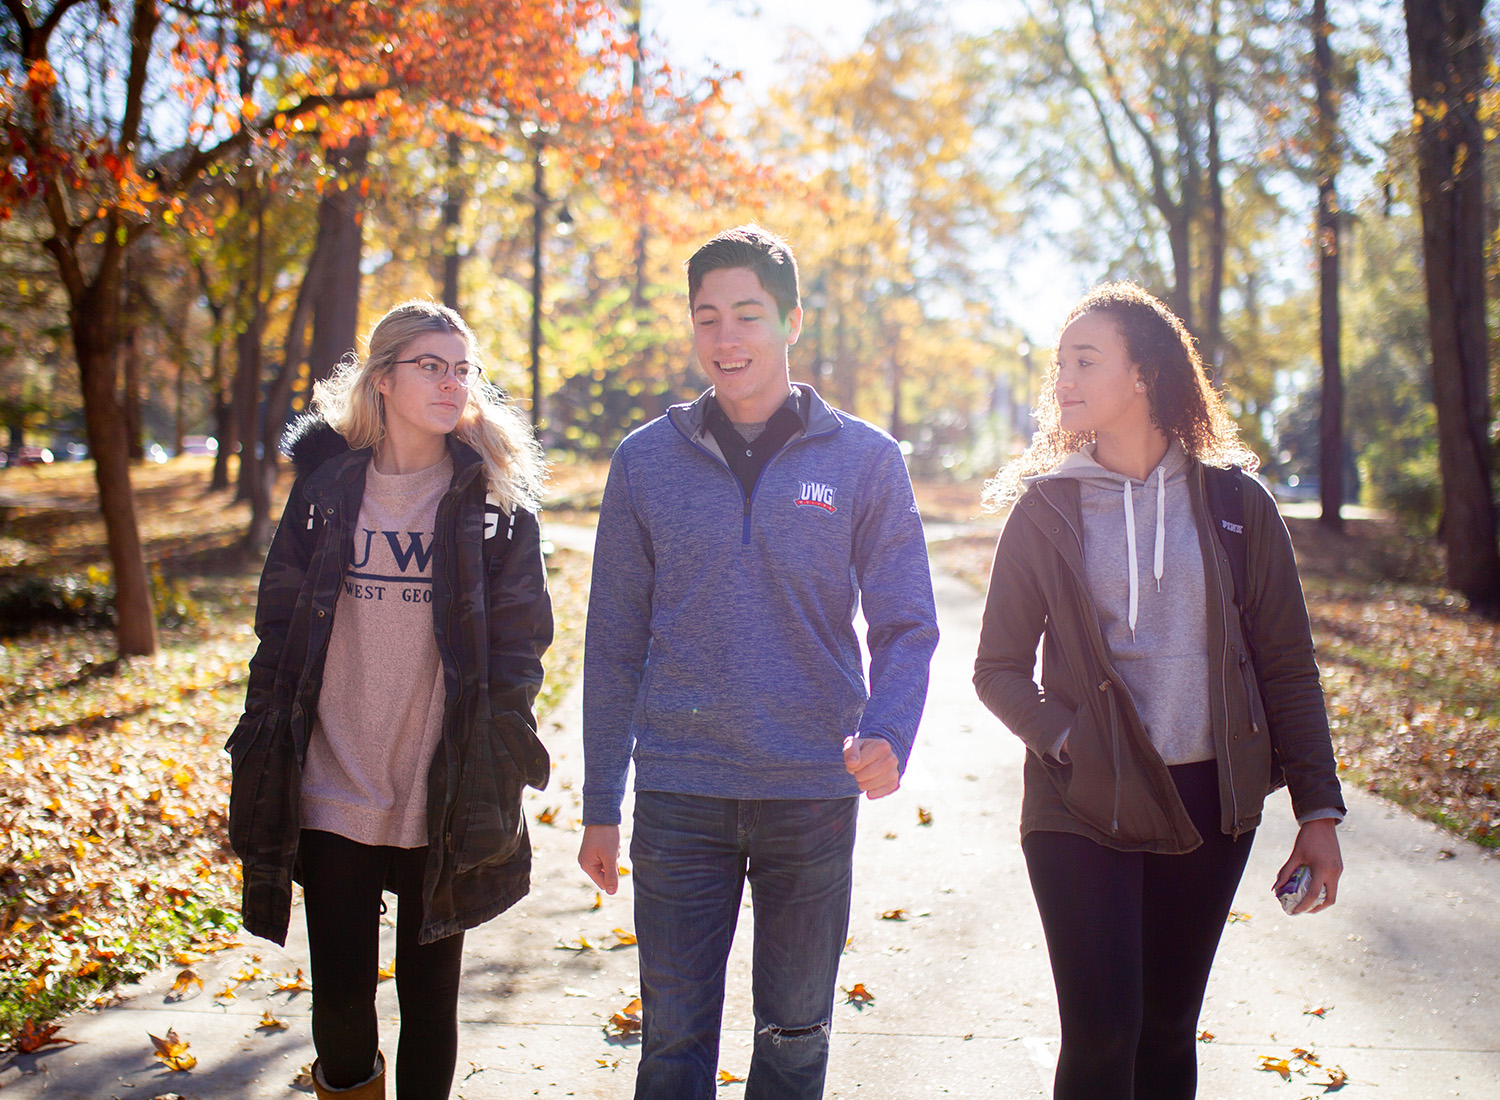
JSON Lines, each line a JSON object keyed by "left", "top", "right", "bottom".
{"left": 441, "top": 132, "right": 464, "bottom": 311}
{"left": 308, "top": 135, "right": 370, "bottom": 383}
{"left": 197, "top": 266, "right": 233, "bottom": 490}
{"left": 1404, "top": 0, "right": 1500, "bottom": 615}
{"left": 628, "top": 0, "right": 648, "bottom": 308}
{"left": 174, "top": 354, "right": 185, "bottom": 458}
{"left": 837, "top": 284, "right": 854, "bottom": 415}
{"left": 245, "top": 225, "right": 331, "bottom": 550}
{"left": 122, "top": 321, "right": 144, "bottom": 461}
{"left": 233, "top": 320, "right": 263, "bottom": 502}
{"left": 234, "top": 175, "right": 267, "bottom": 505}
{"left": 888, "top": 323, "right": 903, "bottom": 443}
{"left": 72, "top": 281, "right": 158, "bottom": 657}
{"left": 1203, "top": 0, "right": 1225, "bottom": 373}
{"left": 1315, "top": 0, "right": 1343, "bottom": 532}
{"left": 530, "top": 136, "right": 547, "bottom": 431}
{"left": 1166, "top": 207, "right": 1193, "bottom": 334}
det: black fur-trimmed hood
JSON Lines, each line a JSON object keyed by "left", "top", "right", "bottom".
{"left": 281, "top": 414, "right": 357, "bottom": 477}
{"left": 279, "top": 412, "right": 481, "bottom": 480}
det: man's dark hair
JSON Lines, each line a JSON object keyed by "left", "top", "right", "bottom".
{"left": 686, "top": 224, "right": 800, "bottom": 321}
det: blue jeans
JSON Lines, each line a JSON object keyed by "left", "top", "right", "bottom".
{"left": 629, "top": 791, "right": 859, "bottom": 1100}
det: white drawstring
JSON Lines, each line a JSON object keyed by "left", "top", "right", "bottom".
{"left": 1154, "top": 466, "right": 1166, "bottom": 592}
{"left": 1123, "top": 466, "right": 1169, "bottom": 641}
{"left": 1122, "top": 482, "right": 1138, "bottom": 640}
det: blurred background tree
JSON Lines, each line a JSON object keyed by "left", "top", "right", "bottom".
{"left": 2, "top": 0, "right": 1496, "bottom": 617}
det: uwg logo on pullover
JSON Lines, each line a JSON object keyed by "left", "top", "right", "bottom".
{"left": 795, "top": 481, "right": 838, "bottom": 512}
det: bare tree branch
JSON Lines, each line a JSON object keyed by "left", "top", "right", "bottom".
{"left": 1082, "top": 0, "right": 1176, "bottom": 221}
{"left": 158, "top": 85, "right": 388, "bottom": 197}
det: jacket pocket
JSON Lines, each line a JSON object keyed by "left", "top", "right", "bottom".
{"left": 1236, "top": 654, "right": 1281, "bottom": 795}
{"left": 449, "top": 711, "right": 541, "bottom": 874}
{"left": 1043, "top": 703, "right": 1121, "bottom": 836}
{"left": 226, "top": 708, "right": 268, "bottom": 772}
{"left": 227, "top": 711, "right": 291, "bottom": 861}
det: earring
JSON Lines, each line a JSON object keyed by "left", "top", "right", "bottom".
{"left": 1135, "top": 381, "right": 1146, "bottom": 392}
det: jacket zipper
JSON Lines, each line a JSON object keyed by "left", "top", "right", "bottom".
{"left": 436, "top": 470, "right": 477, "bottom": 854}
{"left": 1036, "top": 481, "right": 1127, "bottom": 833}
{"left": 673, "top": 417, "right": 839, "bottom": 545}
{"left": 1200, "top": 471, "right": 1244, "bottom": 835}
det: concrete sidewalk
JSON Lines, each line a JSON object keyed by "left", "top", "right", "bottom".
{"left": 4, "top": 569, "right": 1499, "bottom": 1098}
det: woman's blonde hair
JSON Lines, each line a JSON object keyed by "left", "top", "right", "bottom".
{"left": 984, "top": 282, "right": 1258, "bottom": 508}
{"left": 312, "top": 299, "right": 547, "bottom": 511}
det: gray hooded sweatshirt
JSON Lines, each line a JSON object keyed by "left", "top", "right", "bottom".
{"left": 1026, "top": 441, "right": 1213, "bottom": 765}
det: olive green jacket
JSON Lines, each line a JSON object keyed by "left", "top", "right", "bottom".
{"left": 973, "top": 460, "right": 1344, "bottom": 853}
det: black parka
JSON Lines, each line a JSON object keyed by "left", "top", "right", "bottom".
{"left": 227, "top": 416, "right": 552, "bottom": 945}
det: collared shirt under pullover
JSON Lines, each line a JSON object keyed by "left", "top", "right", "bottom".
{"left": 581, "top": 384, "right": 940, "bottom": 825}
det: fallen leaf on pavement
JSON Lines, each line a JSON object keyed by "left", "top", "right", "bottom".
{"left": 378, "top": 959, "right": 396, "bottom": 981}
{"left": 1196, "top": 1030, "right": 1214, "bottom": 1042}
{"left": 15, "top": 1019, "right": 74, "bottom": 1053}
{"left": 293, "top": 1064, "right": 315, "bottom": 1087}
{"left": 257, "top": 1010, "right": 288, "bottom": 1031}
{"left": 604, "top": 993, "right": 644, "bottom": 1037}
{"left": 611, "top": 928, "right": 638, "bottom": 947}
{"left": 843, "top": 983, "right": 875, "bottom": 1008}
{"left": 536, "top": 806, "right": 560, "bottom": 825}
{"left": 917, "top": 807, "right": 933, "bottom": 826}
{"left": 170, "top": 967, "right": 202, "bottom": 996}
{"left": 1304, "top": 1005, "right": 1331, "bottom": 1017}
{"left": 1257, "top": 1055, "right": 1291, "bottom": 1080}
{"left": 880, "top": 908, "right": 908, "bottom": 921}
{"left": 718, "top": 1068, "right": 745, "bottom": 1083}
{"left": 590, "top": 891, "right": 603, "bottom": 911}
{"left": 149, "top": 1028, "right": 198, "bottom": 1071}
{"left": 1322, "top": 1066, "right": 1349, "bottom": 1091}
{"left": 1226, "top": 910, "right": 1251, "bottom": 923}
{"left": 273, "top": 968, "right": 310, "bottom": 992}
{"left": 606, "top": 1013, "right": 642, "bottom": 1038}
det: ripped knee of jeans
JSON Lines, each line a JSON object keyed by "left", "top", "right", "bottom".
{"left": 756, "top": 1019, "right": 831, "bottom": 1047}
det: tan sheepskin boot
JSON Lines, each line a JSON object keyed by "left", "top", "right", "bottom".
{"left": 312, "top": 1051, "right": 386, "bottom": 1099}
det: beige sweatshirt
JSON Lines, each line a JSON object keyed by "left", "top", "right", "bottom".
{"left": 301, "top": 455, "right": 453, "bottom": 848}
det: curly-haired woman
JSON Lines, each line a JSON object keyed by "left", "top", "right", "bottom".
{"left": 228, "top": 300, "right": 552, "bottom": 1099}
{"left": 974, "top": 283, "right": 1344, "bottom": 1100}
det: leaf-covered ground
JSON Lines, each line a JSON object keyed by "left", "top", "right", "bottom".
{"left": 0, "top": 459, "right": 591, "bottom": 1050}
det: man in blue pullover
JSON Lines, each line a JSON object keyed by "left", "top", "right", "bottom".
{"left": 577, "top": 224, "right": 939, "bottom": 1100}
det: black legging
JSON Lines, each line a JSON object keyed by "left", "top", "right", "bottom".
{"left": 300, "top": 829, "right": 466, "bottom": 1099}
{"left": 1022, "top": 759, "right": 1255, "bottom": 1100}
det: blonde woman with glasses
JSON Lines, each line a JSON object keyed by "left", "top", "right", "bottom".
{"left": 228, "top": 300, "right": 552, "bottom": 1099}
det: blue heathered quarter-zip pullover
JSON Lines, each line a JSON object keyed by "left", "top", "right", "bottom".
{"left": 581, "top": 385, "right": 940, "bottom": 825}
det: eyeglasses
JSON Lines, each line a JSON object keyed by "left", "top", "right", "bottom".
{"left": 393, "top": 355, "right": 480, "bottom": 387}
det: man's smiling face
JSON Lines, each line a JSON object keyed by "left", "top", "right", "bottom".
{"left": 690, "top": 266, "right": 802, "bottom": 423}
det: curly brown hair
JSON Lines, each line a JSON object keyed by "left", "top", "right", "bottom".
{"left": 984, "top": 282, "right": 1257, "bottom": 508}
